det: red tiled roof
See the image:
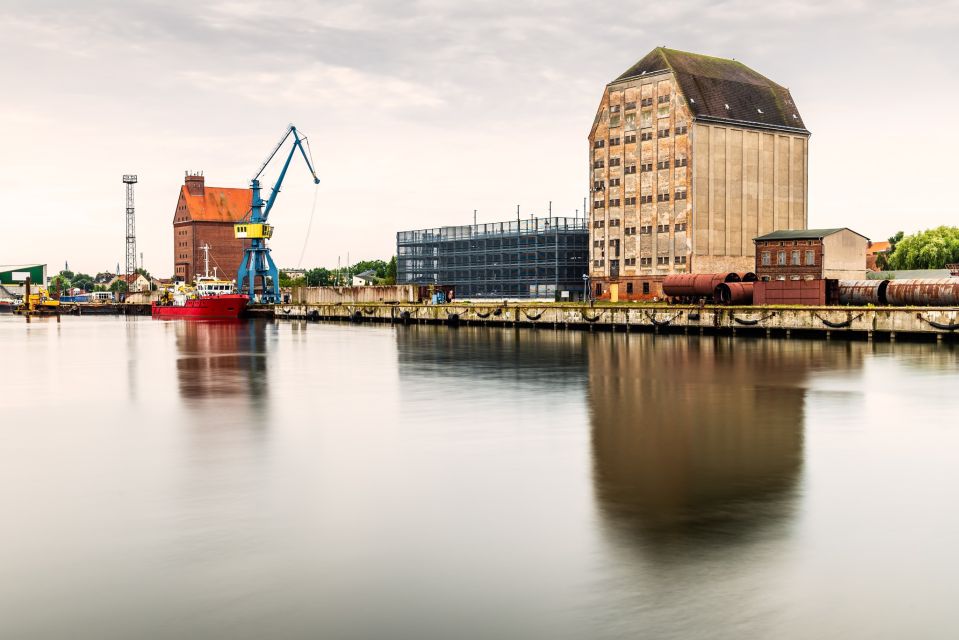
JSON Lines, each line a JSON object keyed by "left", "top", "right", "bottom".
{"left": 866, "top": 241, "right": 891, "bottom": 255}
{"left": 181, "top": 185, "right": 252, "bottom": 223}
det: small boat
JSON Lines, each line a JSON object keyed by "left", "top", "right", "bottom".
{"left": 152, "top": 245, "right": 248, "bottom": 320}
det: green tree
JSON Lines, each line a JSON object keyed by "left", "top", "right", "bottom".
{"left": 135, "top": 267, "right": 152, "bottom": 281}
{"left": 109, "top": 279, "right": 129, "bottom": 294}
{"left": 49, "top": 274, "right": 70, "bottom": 296}
{"left": 279, "top": 271, "right": 306, "bottom": 288}
{"left": 383, "top": 256, "right": 397, "bottom": 285}
{"left": 886, "top": 226, "right": 959, "bottom": 270}
{"left": 350, "top": 259, "right": 389, "bottom": 279}
{"left": 305, "top": 267, "right": 333, "bottom": 286}
{"left": 72, "top": 272, "right": 94, "bottom": 292}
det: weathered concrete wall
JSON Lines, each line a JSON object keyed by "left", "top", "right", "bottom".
{"left": 271, "top": 302, "right": 959, "bottom": 338}
{"left": 589, "top": 72, "right": 693, "bottom": 286}
{"left": 692, "top": 124, "right": 809, "bottom": 266}
{"left": 823, "top": 230, "right": 868, "bottom": 280}
{"left": 290, "top": 286, "right": 418, "bottom": 304}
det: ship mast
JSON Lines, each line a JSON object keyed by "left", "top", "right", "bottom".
{"left": 201, "top": 244, "right": 211, "bottom": 278}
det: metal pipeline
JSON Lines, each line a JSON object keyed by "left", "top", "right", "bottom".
{"left": 714, "top": 282, "right": 754, "bottom": 305}
{"left": 885, "top": 279, "right": 959, "bottom": 306}
{"left": 663, "top": 272, "right": 741, "bottom": 299}
{"left": 838, "top": 280, "right": 889, "bottom": 306}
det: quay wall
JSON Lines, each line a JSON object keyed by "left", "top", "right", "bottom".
{"left": 268, "top": 302, "right": 959, "bottom": 339}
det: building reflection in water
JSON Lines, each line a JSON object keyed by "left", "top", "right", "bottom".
{"left": 174, "top": 319, "right": 271, "bottom": 403}
{"left": 588, "top": 334, "right": 865, "bottom": 552}
{"left": 394, "top": 325, "right": 589, "bottom": 392}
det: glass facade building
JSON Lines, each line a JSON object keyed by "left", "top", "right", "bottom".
{"left": 397, "top": 217, "right": 589, "bottom": 299}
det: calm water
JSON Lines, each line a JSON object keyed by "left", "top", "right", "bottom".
{"left": 2, "top": 316, "right": 958, "bottom": 639}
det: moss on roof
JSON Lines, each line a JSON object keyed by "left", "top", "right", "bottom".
{"left": 614, "top": 47, "right": 808, "bottom": 133}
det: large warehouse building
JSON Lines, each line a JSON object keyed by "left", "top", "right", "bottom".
{"left": 0, "top": 264, "right": 47, "bottom": 293}
{"left": 397, "top": 217, "right": 589, "bottom": 299}
{"left": 588, "top": 47, "right": 810, "bottom": 300}
{"left": 173, "top": 173, "right": 251, "bottom": 283}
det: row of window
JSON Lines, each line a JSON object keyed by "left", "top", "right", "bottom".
{"left": 593, "top": 190, "right": 687, "bottom": 208}
{"left": 594, "top": 255, "right": 687, "bottom": 268}
{"left": 761, "top": 250, "right": 816, "bottom": 266}
{"left": 599, "top": 223, "right": 688, "bottom": 235}
{"left": 595, "top": 158, "right": 688, "bottom": 172}
{"left": 612, "top": 96, "right": 667, "bottom": 111}
{"left": 595, "top": 125, "right": 689, "bottom": 150}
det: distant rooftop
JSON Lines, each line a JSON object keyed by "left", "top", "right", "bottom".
{"left": 754, "top": 228, "right": 868, "bottom": 241}
{"left": 398, "top": 217, "right": 587, "bottom": 243}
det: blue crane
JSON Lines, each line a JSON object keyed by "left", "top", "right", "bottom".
{"left": 235, "top": 124, "right": 320, "bottom": 303}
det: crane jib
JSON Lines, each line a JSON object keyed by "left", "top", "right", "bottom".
{"left": 235, "top": 124, "right": 321, "bottom": 304}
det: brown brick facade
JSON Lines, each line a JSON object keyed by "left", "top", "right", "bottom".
{"left": 754, "top": 239, "right": 824, "bottom": 280}
{"left": 172, "top": 174, "right": 252, "bottom": 283}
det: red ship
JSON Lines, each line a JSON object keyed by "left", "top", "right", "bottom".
{"left": 152, "top": 245, "right": 249, "bottom": 320}
{"left": 151, "top": 290, "right": 248, "bottom": 319}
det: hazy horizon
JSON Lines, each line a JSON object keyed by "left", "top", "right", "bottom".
{"left": 3, "top": 0, "right": 957, "bottom": 276}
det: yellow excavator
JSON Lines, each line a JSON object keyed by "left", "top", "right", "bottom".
{"left": 15, "top": 278, "right": 60, "bottom": 315}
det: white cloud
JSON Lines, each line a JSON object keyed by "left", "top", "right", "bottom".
{"left": 0, "top": 0, "right": 956, "bottom": 273}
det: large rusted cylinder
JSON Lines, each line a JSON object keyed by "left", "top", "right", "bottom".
{"left": 885, "top": 279, "right": 959, "bottom": 306}
{"left": 838, "top": 280, "right": 888, "bottom": 306}
{"left": 714, "top": 282, "right": 754, "bottom": 305}
{"left": 664, "top": 273, "right": 743, "bottom": 300}
{"left": 662, "top": 274, "right": 698, "bottom": 298}
{"left": 737, "top": 272, "right": 759, "bottom": 283}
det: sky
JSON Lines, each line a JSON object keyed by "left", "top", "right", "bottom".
{"left": 2, "top": 0, "right": 957, "bottom": 276}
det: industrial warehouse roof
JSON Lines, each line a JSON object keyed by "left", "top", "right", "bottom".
{"left": 178, "top": 185, "right": 252, "bottom": 223}
{"left": 0, "top": 264, "right": 44, "bottom": 271}
{"left": 754, "top": 228, "right": 868, "bottom": 241}
{"left": 614, "top": 47, "right": 808, "bottom": 133}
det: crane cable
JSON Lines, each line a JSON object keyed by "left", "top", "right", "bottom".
{"left": 297, "top": 183, "right": 320, "bottom": 269}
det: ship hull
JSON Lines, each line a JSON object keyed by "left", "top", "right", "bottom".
{"left": 152, "top": 295, "right": 248, "bottom": 319}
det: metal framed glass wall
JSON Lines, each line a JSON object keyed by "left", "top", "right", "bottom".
{"left": 397, "top": 218, "right": 589, "bottom": 299}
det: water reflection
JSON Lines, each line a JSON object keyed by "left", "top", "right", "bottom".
{"left": 174, "top": 320, "right": 271, "bottom": 401}
{"left": 588, "top": 335, "right": 865, "bottom": 552}
{"left": 395, "top": 325, "right": 589, "bottom": 390}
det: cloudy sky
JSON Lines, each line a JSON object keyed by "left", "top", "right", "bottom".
{"left": 2, "top": 0, "right": 957, "bottom": 275}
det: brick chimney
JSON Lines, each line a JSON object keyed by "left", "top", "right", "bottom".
{"left": 184, "top": 171, "right": 205, "bottom": 196}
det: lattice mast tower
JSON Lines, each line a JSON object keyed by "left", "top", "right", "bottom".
{"left": 123, "top": 174, "right": 138, "bottom": 277}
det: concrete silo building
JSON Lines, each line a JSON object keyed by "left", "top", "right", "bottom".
{"left": 588, "top": 47, "right": 809, "bottom": 300}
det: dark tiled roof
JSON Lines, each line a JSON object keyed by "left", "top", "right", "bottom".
{"left": 754, "top": 228, "right": 867, "bottom": 241}
{"left": 615, "top": 48, "right": 808, "bottom": 133}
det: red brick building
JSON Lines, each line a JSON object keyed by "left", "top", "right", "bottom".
{"left": 173, "top": 173, "right": 251, "bottom": 283}
{"left": 753, "top": 228, "right": 867, "bottom": 281}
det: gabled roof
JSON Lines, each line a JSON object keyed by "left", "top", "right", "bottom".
{"left": 614, "top": 47, "right": 807, "bottom": 133}
{"left": 113, "top": 273, "right": 148, "bottom": 284}
{"left": 865, "top": 241, "right": 891, "bottom": 254}
{"left": 754, "top": 228, "right": 868, "bottom": 241}
{"left": 179, "top": 185, "right": 252, "bottom": 223}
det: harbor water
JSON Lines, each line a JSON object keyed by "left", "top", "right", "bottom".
{"left": 2, "top": 316, "right": 958, "bottom": 639}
